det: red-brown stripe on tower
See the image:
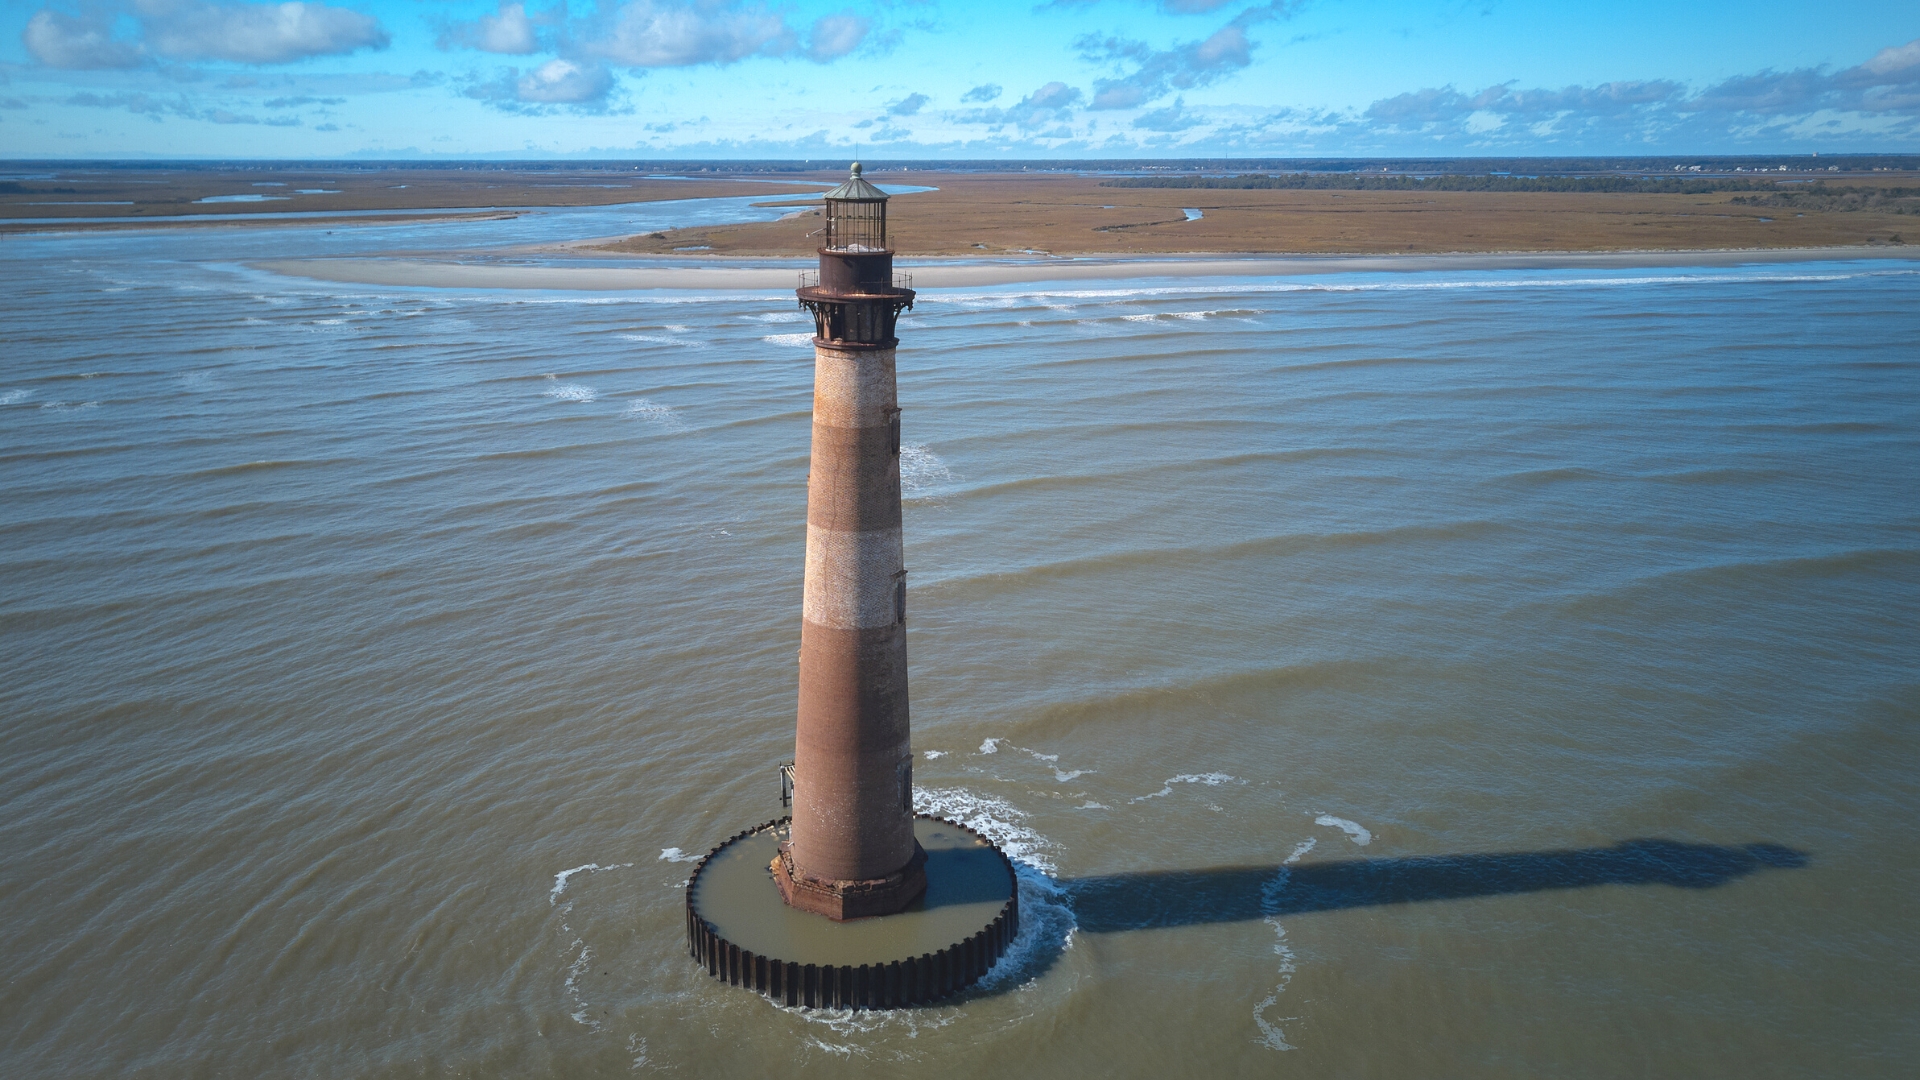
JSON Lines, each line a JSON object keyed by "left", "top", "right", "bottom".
{"left": 773, "top": 163, "right": 924, "bottom": 920}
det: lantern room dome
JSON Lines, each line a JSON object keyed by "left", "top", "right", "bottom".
{"left": 824, "top": 162, "right": 889, "bottom": 203}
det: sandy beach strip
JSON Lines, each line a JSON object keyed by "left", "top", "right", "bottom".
{"left": 257, "top": 247, "right": 1920, "bottom": 291}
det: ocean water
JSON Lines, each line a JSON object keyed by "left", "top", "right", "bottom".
{"left": 2, "top": 214, "right": 1917, "bottom": 1078}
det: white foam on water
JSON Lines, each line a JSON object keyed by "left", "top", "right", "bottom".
{"left": 914, "top": 785, "right": 1079, "bottom": 1001}
{"left": 624, "top": 398, "right": 689, "bottom": 431}
{"left": 627, "top": 1034, "right": 648, "bottom": 1070}
{"left": 565, "top": 939, "right": 599, "bottom": 1030}
{"left": 1253, "top": 837, "right": 1319, "bottom": 1051}
{"left": 546, "top": 862, "right": 634, "bottom": 1035}
{"left": 543, "top": 374, "right": 599, "bottom": 402}
{"left": 38, "top": 400, "right": 100, "bottom": 412}
{"left": 900, "top": 443, "right": 955, "bottom": 496}
{"left": 922, "top": 750, "right": 945, "bottom": 759}
{"left": 764, "top": 332, "right": 815, "bottom": 347}
{"left": 656, "top": 847, "right": 700, "bottom": 863}
{"left": 743, "top": 310, "right": 809, "bottom": 323}
{"left": 974, "top": 863, "right": 1075, "bottom": 996}
{"left": 1128, "top": 772, "right": 1243, "bottom": 803}
{"left": 548, "top": 861, "right": 632, "bottom": 904}
{"left": 1077, "top": 800, "right": 1108, "bottom": 810}
{"left": 618, "top": 333, "right": 709, "bottom": 349}
{"left": 1, "top": 390, "right": 31, "bottom": 405}
{"left": 784, "top": 1002, "right": 961, "bottom": 1047}
{"left": 914, "top": 785, "right": 1056, "bottom": 874}
{"left": 775, "top": 843, "right": 1063, "bottom": 1055}
{"left": 1315, "top": 814, "right": 1371, "bottom": 846}
{"left": 1119, "top": 309, "right": 1233, "bottom": 323}
{"left": 970, "top": 738, "right": 1096, "bottom": 787}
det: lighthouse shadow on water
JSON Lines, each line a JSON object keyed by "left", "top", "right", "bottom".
{"left": 1058, "top": 839, "right": 1808, "bottom": 936}
{"left": 785, "top": 836, "right": 1812, "bottom": 1004}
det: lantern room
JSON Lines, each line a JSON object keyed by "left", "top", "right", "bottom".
{"left": 822, "top": 162, "right": 890, "bottom": 252}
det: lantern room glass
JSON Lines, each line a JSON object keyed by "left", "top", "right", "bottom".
{"left": 825, "top": 199, "right": 886, "bottom": 252}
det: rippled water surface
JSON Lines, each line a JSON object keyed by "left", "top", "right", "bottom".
{"left": 2, "top": 219, "right": 1917, "bottom": 1078}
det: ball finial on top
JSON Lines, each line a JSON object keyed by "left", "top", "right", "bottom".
{"left": 850, "top": 162, "right": 863, "bottom": 177}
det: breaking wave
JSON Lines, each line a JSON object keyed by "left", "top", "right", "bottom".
{"left": 542, "top": 374, "right": 598, "bottom": 402}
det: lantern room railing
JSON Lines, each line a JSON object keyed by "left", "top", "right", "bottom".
{"left": 797, "top": 270, "right": 911, "bottom": 291}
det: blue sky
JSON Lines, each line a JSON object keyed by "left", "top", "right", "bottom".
{"left": 3, "top": 0, "right": 1917, "bottom": 158}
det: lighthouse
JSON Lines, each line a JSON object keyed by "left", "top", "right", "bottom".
{"left": 774, "top": 163, "right": 924, "bottom": 920}
{"left": 682, "top": 165, "right": 1016, "bottom": 1009}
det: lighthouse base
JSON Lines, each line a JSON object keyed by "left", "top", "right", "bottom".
{"left": 771, "top": 841, "right": 927, "bottom": 921}
{"left": 685, "top": 816, "right": 1018, "bottom": 1009}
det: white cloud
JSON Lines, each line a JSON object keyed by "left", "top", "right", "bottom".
{"left": 24, "top": 10, "right": 144, "bottom": 69}
{"left": 1859, "top": 39, "right": 1920, "bottom": 80}
{"left": 25, "top": 0, "right": 390, "bottom": 68}
{"left": 955, "top": 79, "right": 1083, "bottom": 130}
{"left": 136, "top": 0, "right": 390, "bottom": 64}
{"left": 1133, "top": 96, "right": 1202, "bottom": 130}
{"left": 1360, "top": 35, "right": 1920, "bottom": 147}
{"left": 578, "top": 0, "right": 868, "bottom": 68}
{"left": 439, "top": 2, "right": 539, "bottom": 55}
{"left": 805, "top": 11, "right": 867, "bottom": 62}
{"left": 1082, "top": 24, "right": 1253, "bottom": 110}
{"left": 514, "top": 58, "right": 611, "bottom": 103}
{"left": 463, "top": 58, "right": 616, "bottom": 111}
{"left": 585, "top": 0, "right": 793, "bottom": 67}
{"left": 65, "top": 88, "right": 302, "bottom": 124}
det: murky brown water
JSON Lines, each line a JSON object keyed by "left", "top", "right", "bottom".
{"left": 2, "top": 221, "right": 1917, "bottom": 1077}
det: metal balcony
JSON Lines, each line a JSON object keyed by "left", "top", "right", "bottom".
{"left": 795, "top": 270, "right": 913, "bottom": 291}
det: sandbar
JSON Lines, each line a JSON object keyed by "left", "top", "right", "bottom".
{"left": 258, "top": 247, "right": 1920, "bottom": 291}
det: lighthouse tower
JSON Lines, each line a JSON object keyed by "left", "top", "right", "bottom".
{"left": 682, "top": 167, "right": 1016, "bottom": 1008}
{"left": 772, "top": 163, "right": 924, "bottom": 920}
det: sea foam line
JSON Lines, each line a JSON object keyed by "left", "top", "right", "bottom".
{"left": 549, "top": 861, "right": 633, "bottom": 904}
{"left": 913, "top": 786, "right": 1078, "bottom": 1003}
{"left": 543, "top": 374, "right": 599, "bottom": 402}
{"left": 1315, "top": 814, "right": 1372, "bottom": 846}
{"left": 973, "top": 738, "right": 1088, "bottom": 782}
{"left": 1129, "top": 772, "right": 1243, "bottom": 803}
{"left": 1253, "top": 837, "right": 1319, "bottom": 1052}
{"left": 900, "top": 443, "right": 954, "bottom": 496}
{"left": 624, "top": 398, "right": 689, "bottom": 431}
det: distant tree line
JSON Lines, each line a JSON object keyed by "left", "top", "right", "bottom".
{"left": 1100, "top": 174, "right": 1790, "bottom": 194}
{"left": 1728, "top": 187, "right": 1919, "bottom": 213}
